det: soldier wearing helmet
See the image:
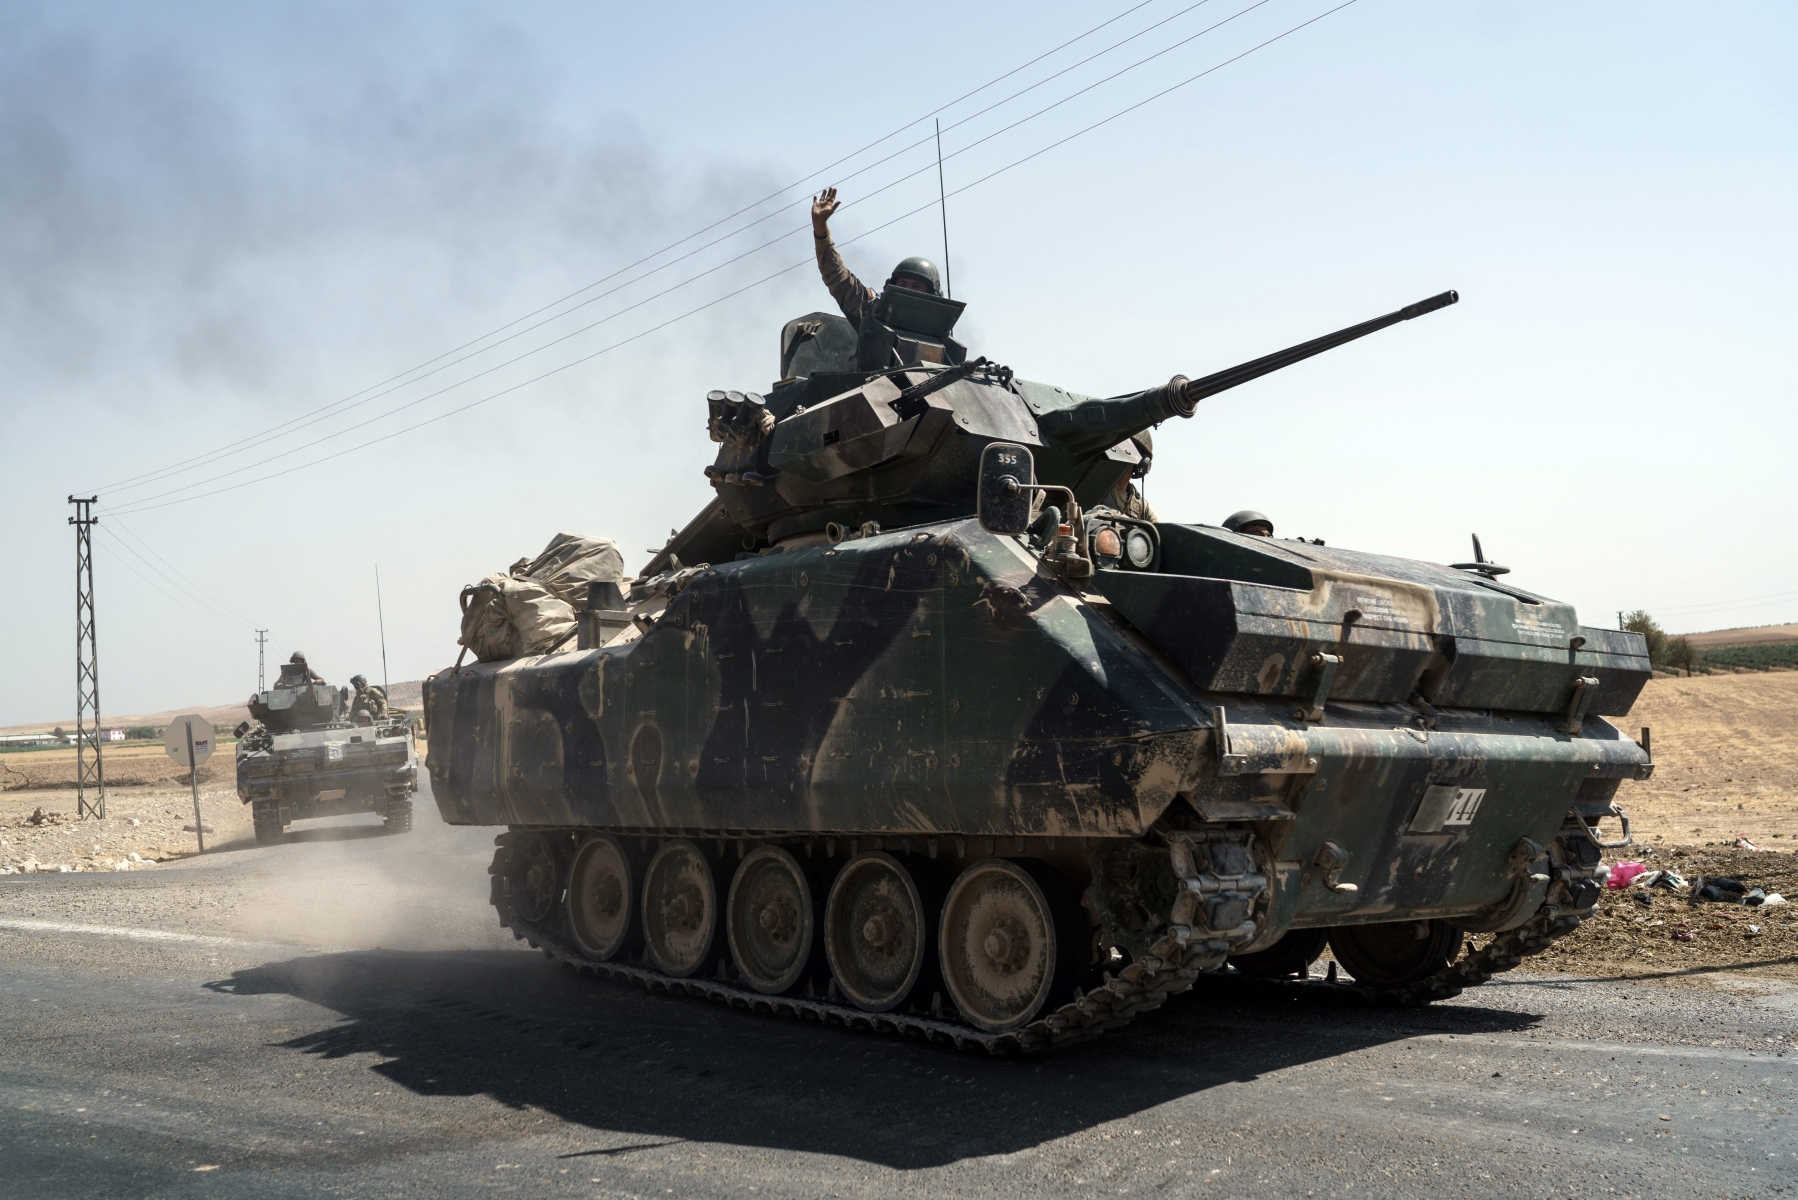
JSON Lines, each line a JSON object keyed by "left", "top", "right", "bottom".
{"left": 1223, "top": 510, "right": 1274, "bottom": 537}
{"left": 1105, "top": 432, "right": 1159, "bottom": 521}
{"left": 283, "top": 652, "right": 325, "bottom": 686}
{"left": 811, "top": 187, "right": 942, "bottom": 327}
{"left": 348, "top": 674, "right": 388, "bottom": 721}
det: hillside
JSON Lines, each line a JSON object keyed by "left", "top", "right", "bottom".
{"left": 0, "top": 679, "right": 427, "bottom": 739}
{"left": 1680, "top": 622, "right": 1798, "bottom": 648}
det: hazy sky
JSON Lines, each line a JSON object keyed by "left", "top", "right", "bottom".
{"left": 1, "top": 0, "right": 1793, "bottom": 726}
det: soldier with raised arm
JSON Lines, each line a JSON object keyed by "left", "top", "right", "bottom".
{"left": 811, "top": 186, "right": 943, "bottom": 325}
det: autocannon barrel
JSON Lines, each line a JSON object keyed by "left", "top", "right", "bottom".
{"left": 1036, "top": 290, "right": 1458, "bottom": 458}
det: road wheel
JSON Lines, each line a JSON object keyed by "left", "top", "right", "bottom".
{"left": 382, "top": 798, "right": 413, "bottom": 834}
{"left": 506, "top": 832, "right": 561, "bottom": 925}
{"left": 824, "top": 852, "right": 929, "bottom": 1012}
{"left": 1328, "top": 920, "right": 1463, "bottom": 988}
{"left": 938, "top": 859, "right": 1080, "bottom": 1032}
{"left": 567, "top": 835, "right": 640, "bottom": 962}
{"left": 251, "top": 800, "right": 283, "bottom": 846}
{"left": 727, "top": 846, "right": 817, "bottom": 995}
{"left": 641, "top": 839, "right": 720, "bottom": 977}
{"left": 1228, "top": 928, "right": 1328, "bottom": 979}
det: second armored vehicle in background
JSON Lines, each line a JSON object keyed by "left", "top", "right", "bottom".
{"left": 235, "top": 660, "right": 419, "bottom": 844}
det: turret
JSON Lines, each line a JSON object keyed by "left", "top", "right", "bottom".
{"left": 651, "top": 291, "right": 1459, "bottom": 573}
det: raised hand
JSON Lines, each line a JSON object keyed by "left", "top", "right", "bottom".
{"left": 811, "top": 187, "right": 840, "bottom": 236}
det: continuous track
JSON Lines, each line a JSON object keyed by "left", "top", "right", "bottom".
{"left": 488, "top": 822, "right": 1602, "bottom": 1054}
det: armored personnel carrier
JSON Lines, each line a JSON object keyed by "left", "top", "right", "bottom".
{"left": 236, "top": 663, "right": 419, "bottom": 844}
{"left": 424, "top": 288, "right": 1651, "bottom": 1051}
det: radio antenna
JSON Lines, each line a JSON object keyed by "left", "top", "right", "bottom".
{"left": 935, "top": 119, "right": 952, "bottom": 300}
{"left": 375, "top": 564, "right": 390, "bottom": 695}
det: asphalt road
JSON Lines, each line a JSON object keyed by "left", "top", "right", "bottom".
{"left": 2, "top": 782, "right": 1794, "bottom": 1199}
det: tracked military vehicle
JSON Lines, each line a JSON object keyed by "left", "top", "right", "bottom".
{"left": 424, "top": 288, "right": 1651, "bottom": 1051}
{"left": 236, "top": 664, "right": 419, "bottom": 844}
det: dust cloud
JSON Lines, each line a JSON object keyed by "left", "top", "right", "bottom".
{"left": 223, "top": 786, "right": 516, "bottom": 954}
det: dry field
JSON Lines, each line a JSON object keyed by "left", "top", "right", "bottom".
{"left": 1603, "top": 669, "right": 1798, "bottom": 848}
{"left": 0, "top": 741, "right": 226, "bottom": 792}
{"left": 1683, "top": 622, "right": 1798, "bottom": 648}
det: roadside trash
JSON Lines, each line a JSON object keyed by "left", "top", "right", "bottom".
{"left": 1735, "top": 836, "right": 1761, "bottom": 851}
{"left": 1632, "top": 891, "right": 1655, "bottom": 907}
{"left": 1745, "top": 888, "right": 1767, "bottom": 906}
{"left": 1698, "top": 885, "right": 1727, "bottom": 902}
{"left": 1712, "top": 877, "right": 1747, "bottom": 894}
{"left": 1637, "top": 870, "right": 1687, "bottom": 891}
{"left": 1761, "top": 894, "right": 1789, "bottom": 907}
{"left": 1672, "top": 924, "right": 1694, "bottom": 943}
{"left": 1607, "top": 862, "right": 1648, "bottom": 889}
{"left": 1747, "top": 925, "right": 1762, "bottom": 936}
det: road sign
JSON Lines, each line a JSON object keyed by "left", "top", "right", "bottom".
{"left": 164, "top": 715, "right": 216, "bottom": 853}
{"left": 163, "top": 716, "right": 215, "bottom": 768}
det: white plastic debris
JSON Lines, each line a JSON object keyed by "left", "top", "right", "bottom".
{"left": 1761, "top": 894, "right": 1789, "bottom": 907}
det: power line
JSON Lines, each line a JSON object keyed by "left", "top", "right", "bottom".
{"left": 79, "top": 0, "right": 1169, "bottom": 498}
{"left": 93, "top": 517, "right": 250, "bottom": 630}
{"left": 92, "top": 526, "right": 250, "bottom": 635}
{"left": 108, "top": 0, "right": 1293, "bottom": 512}
{"left": 1649, "top": 587, "right": 1798, "bottom": 615}
{"left": 107, "top": 0, "right": 1362, "bottom": 517}
{"left": 98, "top": 507, "right": 254, "bottom": 629}
{"left": 95, "top": 0, "right": 1238, "bottom": 504}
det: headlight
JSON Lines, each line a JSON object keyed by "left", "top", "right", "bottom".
{"left": 1124, "top": 528, "right": 1155, "bottom": 569}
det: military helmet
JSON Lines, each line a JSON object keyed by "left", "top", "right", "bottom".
{"left": 887, "top": 256, "right": 941, "bottom": 295}
{"left": 351, "top": 674, "right": 368, "bottom": 689}
{"left": 1129, "top": 431, "right": 1153, "bottom": 480}
{"left": 1223, "top": 509, "right": 1274, "bottom": 536}
{"left": 290, "top": 651, "right": 308, "bottom": 665}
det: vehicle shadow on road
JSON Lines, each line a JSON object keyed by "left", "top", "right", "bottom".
{"left": 207, "top": 947, "right": 1541, "bottom": 1169}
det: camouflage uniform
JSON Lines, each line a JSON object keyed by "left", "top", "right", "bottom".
{"left": 814, "top": 232, "right": 878, "bottom": 328}
{"left": 351, "top": 684, "right": 388, "bottom": 720}
{"left": 280, "top": 660, "right": 325, "bottom": 687}
{"left": 1107, "top": 479, "right": 1158, "bottom": 521}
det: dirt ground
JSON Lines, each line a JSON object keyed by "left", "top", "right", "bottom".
{"left": 1520, "top": 842, "right": 1798, "bottom": 984}
{"left": 1, "top": 780, "right": 251, "bottom": 873}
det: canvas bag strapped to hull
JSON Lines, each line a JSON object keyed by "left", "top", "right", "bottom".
{"left": 513, "top": 532, "right": 626, "bottom": 612}
{"left": 458, "top": 573, "right": 576, "bottom": 663}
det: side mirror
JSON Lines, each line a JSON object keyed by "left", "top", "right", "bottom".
{"left": 977, "top": 442, "right": 1035, "bottom": 535}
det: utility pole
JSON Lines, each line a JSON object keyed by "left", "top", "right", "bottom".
{"left": 68, "top": 496, "right": 105, "bottom": 819}
{"left": 256, "top": 629, "right": 268, "bottom": 692}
